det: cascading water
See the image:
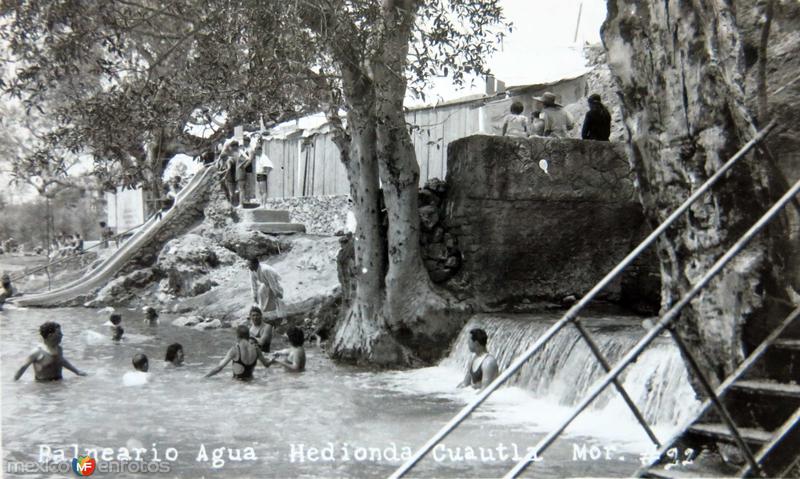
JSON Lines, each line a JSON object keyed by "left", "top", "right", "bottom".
{"left": 440, "top": 314, "right": 700, "bottom": 437}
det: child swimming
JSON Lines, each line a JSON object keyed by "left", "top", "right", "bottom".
{"left": 109, "top": 314, "right": 124, "bottom": 341}
{"left": 144, "top": 307, "right": 159, "bottom": 326}
{"left": 165, "top": 343, "right": 184, "bottom": 367}
{"left": 14, "top": 322, "right": 87, "bottom": 381}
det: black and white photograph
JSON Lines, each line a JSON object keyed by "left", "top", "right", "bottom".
{"left": 1, "top": 0, "right": 798, "bottom": 477}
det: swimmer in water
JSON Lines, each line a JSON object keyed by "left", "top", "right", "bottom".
{"left": 109, "top": 314, "right": 124, "bottom": 341}
{"left": 457, "top": 328, "right": 499, "bottom": 391}
{"left": 248, "top": 306, "right": 272, "bottom": 353}
{"left": 132, "top": 353, "right": 149, "bottom": 372}
{"left": 14, "top": 322, "right": 87, "bottom": 381}
{"left": 144, "top": 307, "right": 159, "bottom": 326}
{"left": 165, "top": 343, "right": 184, "bottom": 367}
{"left": 205, "top": 325, "right": 271, "bottom": 380}
{"left": 269, "top": 326, "right": 306, "bottom": 373}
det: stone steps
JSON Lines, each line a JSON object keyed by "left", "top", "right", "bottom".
{"left": 237, "top": 207, "right": 305, "bottom": 234}
{"left": 238, "top": 208, "right": 291, "bottom": 223}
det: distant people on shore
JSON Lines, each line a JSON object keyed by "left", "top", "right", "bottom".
{"left": 536, "top": 92, "right": 574, "bottom": 138}
{"left": 144, "top": 307, "right": 159, "bottom": 326}
{"left": 110, "top": 314, "right": 125, "bottom": 341}
{"left": 248, "top": 258, "right": 284, "bottom": 316}
{"left": 205, "top": 325, "right": 271, "bottom": 380}
{"left": 233, "top": 141, "right": 249, "bottom": 206}
{"left": 502, "top": 101, "right": 530, "bottom": 138}
{"left": 100, "top": 222, "right": 115, "bottom": 248}
{"left": 165, "top": 343, "right": 184, "bottom": 367}
{"left": 581, "top": 94, "right": 612, "bottom": 142}
{"left": 530, "top": 111, "right": 545, "bottom": 137}
{"left": 457, "top": 328, "right": 499, "bottom": 391}
{"left": 248, "top": 306, "right": 273, "bottom": 353}
{"left": 253, "top": 135, "right": 273, "bottom": 206}
{"left": 14, "top": 322, "right": 87, "bottom": 381}
{"left": 269, "top": 326, "right": 306, "bottom": 373}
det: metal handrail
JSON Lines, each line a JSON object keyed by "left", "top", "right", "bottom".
{"left": 636, "top": 305, "right": 800, "bottom": 476}
{"left": 503, "top": 178, "right": 800, "bottom": 478}
{"left": 388, "top": 120, "right": 778, "bottom": 479}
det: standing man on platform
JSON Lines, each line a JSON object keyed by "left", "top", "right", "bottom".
{"left": 581, "top": 93, "right": 612, "bottom": 141}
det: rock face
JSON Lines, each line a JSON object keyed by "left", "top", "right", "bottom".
{"left": 87, "top": 268, "right": 161, "bottom": 306}
{"left": 418, "top": 178, "right": 462, "bottom": 284}
{"left": 155, "top": 234, "right": 237, "bottom": 297}
{"left": 444, "top": 135, "right": 659, "bottom": 312}
{"left": 602, "top": 0, "right": 797, "bottom": 390}
{"left": 218, "top": 223, "right": 291, "bottom": 259}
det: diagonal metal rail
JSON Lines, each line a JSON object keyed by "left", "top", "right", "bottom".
{"left": 388, "top": 120, "right": 777, "bottom": 479}
{"left": 503, "top": 178, "right": 800, "bottom": 478}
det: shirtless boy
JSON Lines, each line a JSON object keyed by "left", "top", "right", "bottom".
{"left": 14, "top": 322, "right": 87, "bottom": 381}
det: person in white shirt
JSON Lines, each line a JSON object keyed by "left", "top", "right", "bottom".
{"left": 248, "top": 258, "right": 284, "bottom": 315}
{"left": 501, "top": 101, "right": 530, "bottom": 138}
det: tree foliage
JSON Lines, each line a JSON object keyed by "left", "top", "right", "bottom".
{"left": 2, "top": 0, "right": 510, "bottom": 363}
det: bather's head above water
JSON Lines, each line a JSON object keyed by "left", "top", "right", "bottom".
{"left": 468, "top": 328, "right": 488, "bottom": 354}
{"left": 145, "top": 307, "right": 159, "bottom": 322}
{"left": 165, "top": 343, "right": 184, "bottom": 366}
{"left": 132, "top": 353, "right": 149, "bottom": 372}
{"left": 286, "top": 326, "right": 304, "bottom": 347}
{"left": 249, "top": 306, "right": 263, "bottom": 325}
{"left": 39, "top": 321, "right": 63, "bottom": 347}
{"left": 236, "top": 324, "right": 250, "bottom": 340}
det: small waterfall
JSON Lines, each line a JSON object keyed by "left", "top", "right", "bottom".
{"left": 442, "top": 314, "right": 700, "bottom": 429}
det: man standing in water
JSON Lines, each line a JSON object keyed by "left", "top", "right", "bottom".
{"left": 248, "top": 306, "right": 273, "bottom": 353}
{"left": 14, "top": 322, "right": 87, "bottom": 381}
{"left": 457, "top": 328, "right": 499, "bottom": 391}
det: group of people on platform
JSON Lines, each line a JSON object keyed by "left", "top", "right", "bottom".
{"left": 502, "top": 92, "right": 612, "bottom": 141}
{"left": 50, "top": 232, "right": 84, "bottom": 260}
{"left": 219, "top": 133, "right": 273, "bottom": 207}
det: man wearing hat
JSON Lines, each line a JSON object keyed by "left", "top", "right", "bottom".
{"left": 581, "top": 94, "right": 612, "bottom": 141}
{"left": 535, "top": 92, "right": 574, "bottom": 138}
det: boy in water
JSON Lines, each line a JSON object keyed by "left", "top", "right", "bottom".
{"left": 109, "top": 314, "right": 124, "bottom": 341}
{"left": 269, "top": 326, "right": 306, "bottom": 373}
{"left": 132, "top": 353, "right": 149, "bottom": 372}
{"left": 248, "top": 306, "right": 272, "bottom": 353}
{"left": 144, "top": 307, "right": 159, "bottom": 326}
{"left": 14, "top": 322, "right": 87, "bottom": 381}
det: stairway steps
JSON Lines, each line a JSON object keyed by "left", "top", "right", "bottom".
{"left": 238, "top": 208, "right": 291, "bottom": 223}
{"left": 250, "top": 222, "right": 306, "bottom": 234}
{"left": 688, "top": 423, "right": 772, "bottom": 445}
{"left": 731, "top": 380, "right": 800, "bottom": 398}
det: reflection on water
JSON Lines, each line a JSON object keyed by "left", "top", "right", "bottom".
{"left": 2, "top": 307, "right": 685, "bottom": 478}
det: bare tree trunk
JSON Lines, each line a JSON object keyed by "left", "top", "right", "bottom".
{"left": 602, "top": 0, "right": 792, "bottom": 393}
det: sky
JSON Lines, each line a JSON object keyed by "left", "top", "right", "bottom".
{"left": 413, "top": 0, "right": 607, "bottom": 106}
{"left": 2, "top": 0, "right": 608, "bottom": 203}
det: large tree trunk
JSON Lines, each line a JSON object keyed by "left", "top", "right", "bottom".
{"left": 602, "top": 0, "right": 793, "bottom": 393}
{"left": 329, "top": 0, "right": 465, "bottom": 365}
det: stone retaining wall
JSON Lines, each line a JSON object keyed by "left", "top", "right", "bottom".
{"left": 443, "top": 135, "right": 660, "bottom": 313}
{"left": 261, "top": 195, "right": 350, "bottom": 236}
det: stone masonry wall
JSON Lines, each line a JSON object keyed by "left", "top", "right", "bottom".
{"left": 443, "top": 135, "right": 659, "bottom": 313}
{"left": 262, "top": 196, "right": 349, "bottom": 236}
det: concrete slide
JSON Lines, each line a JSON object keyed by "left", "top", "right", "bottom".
{"left": 12, "top": 165, "right": 215, "bottom": 307}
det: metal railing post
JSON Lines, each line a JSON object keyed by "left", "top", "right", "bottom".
{"left": 502, "top": 178, "right": 800, "bottom": 478}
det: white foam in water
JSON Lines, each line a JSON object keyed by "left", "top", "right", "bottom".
{"left": 420, "top": 315, "right": 701, "bottom": 445}
{"left": 122, "top": 371, "right": 149, "bottom": 386}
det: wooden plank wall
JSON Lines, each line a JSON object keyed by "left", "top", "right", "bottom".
{"left": 262, "top": 102, "right": 481, "bottom": 198}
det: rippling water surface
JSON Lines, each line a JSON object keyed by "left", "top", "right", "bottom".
{"left": 1, "top": 307, "right": 691, "bottom": 478}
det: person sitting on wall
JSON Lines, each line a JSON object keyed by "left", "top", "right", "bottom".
{"left": 457, "top": 328, "right": 499, "bottom": 391}
{"left": 535, "top": 92, "right": 574, "bottom": 138}
{"left": 581, "top": 93, "right": 612, "bottom": 141}
{"left": 501, "top": 101, "right": 530, "bottom": 138}
{"left": 530, "top": 111, "right": 545, "bottom": 137}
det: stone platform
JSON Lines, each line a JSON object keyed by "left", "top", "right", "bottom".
{"left": 238, "top": 207, "right": 306, "bottom": 234}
